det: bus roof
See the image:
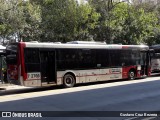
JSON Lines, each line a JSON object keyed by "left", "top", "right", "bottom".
{"left": 66, "top": 41, "right": 106, "bottom": 45}
{"left": 19, "top": 42, "right": 148, "bottom": 50}
{"left": 150, "top": 44, "right": 160, "bottom": 49}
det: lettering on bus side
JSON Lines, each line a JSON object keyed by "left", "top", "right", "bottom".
{"left": 27, "top": 73, "right": 41, "bottom": 80}
{"left": 109, "top": 68, "right": 122, "bottom": 74}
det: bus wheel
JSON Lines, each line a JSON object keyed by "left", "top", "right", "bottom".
{"left": 128, "top": 70, "right": 135, "bottom": 80}
{"left": 63, "top": 74, "right": 75, "bottom": 88}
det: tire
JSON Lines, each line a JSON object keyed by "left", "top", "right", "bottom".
{"left": 63, "top": 74, "right": 75, "bottom": 88}
{"left": 128, "top": 70, "right": 135, "bottom": 80}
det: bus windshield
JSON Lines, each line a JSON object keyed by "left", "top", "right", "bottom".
{"left": 6, "top": 54, "right": 17, "bottom": 64}
{"left": 6, "top": 44, "right": 18, "bottom": 65}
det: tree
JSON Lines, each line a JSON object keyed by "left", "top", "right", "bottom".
{"left": 147, "top": 4, "right": 160, "bottom": 45}
{"left": 21, "top": 0, "right": 41, "bottom": 42}
{"left": 0, "top": 0, "right": 28, "bottom": 42}
{"left": 0, "top": 0, "right": 14, "bottom": 43}
{"left": 88, "top": 0, "right": 113, "bottom": 43}
{"left": 35, "top": 0, "right": 100, "bottom": 42}
{"left": 0, "top": 0, "right": 159, "bottom": 45}
{"left": 110, "top": 3, "right": 158, "bottom": 44}
{"left": 0, "top": 0, "right": 41, "bottom": 43}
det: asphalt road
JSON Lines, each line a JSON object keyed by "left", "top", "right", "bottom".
{"left": 1, "top": 75, "right": 160, "bottom": 120}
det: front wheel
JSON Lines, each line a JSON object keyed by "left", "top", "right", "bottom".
{"left": 128, "top": 70, "right": 135, "bottom": 80}
{"left": 63, "top": 74, "right": 75, "bottom": 88}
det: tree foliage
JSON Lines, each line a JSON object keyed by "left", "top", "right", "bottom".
{"left": 109, "top": 3, "right": 158, "bottom": 44}
{"left": 0, "top": 0, "right": 160, "bottom": 45}
{"left": 89, "top": 1, "right": 159, "bottom": 45}
{"left": 35, "top": 0, "right": 100, "bottom": 42}
{"left": 0, "top": 0, "right": 41, "bottom": 42}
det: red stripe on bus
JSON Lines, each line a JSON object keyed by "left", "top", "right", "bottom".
{"left": 26, "top": 79, "right": 40, "bottom": 81}
{"left": 76, "top": 73, "right": 121, "bottom": 77}
{"left": 122, "top": 46, "right": 129, "bottom": 49}
{"left": 20, "top": 42, "right": 27, "bottom": 80}
{"left": 57, "top": 73, "right": 122, "bottom": 79}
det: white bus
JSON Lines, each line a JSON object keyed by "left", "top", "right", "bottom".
{"left": 6, "top": 42, "right": 151, "bottom": 87}
{"left": 150, "top": 45, "right": 160, "bottom": 73}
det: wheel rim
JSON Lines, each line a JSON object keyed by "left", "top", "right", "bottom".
{"left": 66, "top": 77, "right": 73, "bottom": 84}
{"left": 64, "top": 75, "right": 74, "bottom": 86}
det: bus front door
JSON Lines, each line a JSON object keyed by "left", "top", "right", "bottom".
{"left": 40, "top": 50, "right": 56, "bottom": 84}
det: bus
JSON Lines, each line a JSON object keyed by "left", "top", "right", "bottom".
{"left": 6, "top": 42, "right": 151, "bottom": 87}
{"left": 150, "top": 45, "right": 160, "bottom": 73}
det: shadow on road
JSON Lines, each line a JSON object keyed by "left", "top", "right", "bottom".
{"left": 0, "top": 78, "right": 160, "bottom": 119}
{"left": 0, "top": 72, "right": 159, "bottom": 96}
{"left": 0, "top": 78, "right": 131, "bottom": 96}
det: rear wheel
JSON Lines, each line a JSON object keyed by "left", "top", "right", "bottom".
{"left": 63, "top": 74, "right": 75, "bottom": 88}
{"left": 128, "top": 70, "right": 135, "bottom": 80}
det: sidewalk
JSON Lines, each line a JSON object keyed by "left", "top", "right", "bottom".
{"left": 0, "top": 82, "right": 30, "bottom": 91}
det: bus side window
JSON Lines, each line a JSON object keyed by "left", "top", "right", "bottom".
{"left": 109, "top": 50, "right": 122, "bottom": 67}
{"left": 24, "top": 48, "right": 40, "bottom": 72}
{"left": 78, "top": 49, "right": 96, "bottom": 69}
{"left": 57, "top": 49, "right": 79, "bottom": 70}
{"left": 96, "top": 49, "right": 109, "bottom": 68}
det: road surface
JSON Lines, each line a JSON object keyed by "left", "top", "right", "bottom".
{"left": 0, "top": 75, "right": 160, "bottom": 120}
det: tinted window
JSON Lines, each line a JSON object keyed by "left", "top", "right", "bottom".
{"left": 6, "top": 55, "right": 17, "bottom": 65}
{"left": 6, "top": 44, "right": 17, "bottom": 55}
{"left": 57, "top": 49, "right": 96, "bottom": 70}
{"left": 57, "top": 49, "right": 79, "bottom": 70}
{"left": 24, "top": 48, "right": 40, "bottom": 72}
{"left": 120, "top": 50, "right": 134, "bottom": 66}
{"left": 78, "top": 49, "right": 96, "bottom": 69}
{"left": 110, "top": 50, "right": 122, "bottom": 67}
{"left": 96, "top": 49, "right": 109, "bottom": 68}
{"left": 120, "top": 49, "right": 146, "bottom": 66}
{"left": 6, "top": 44, "right": 18, "bottom": 65}
{"left": 25, "top": 49, "right": 40, "bottom": 63}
